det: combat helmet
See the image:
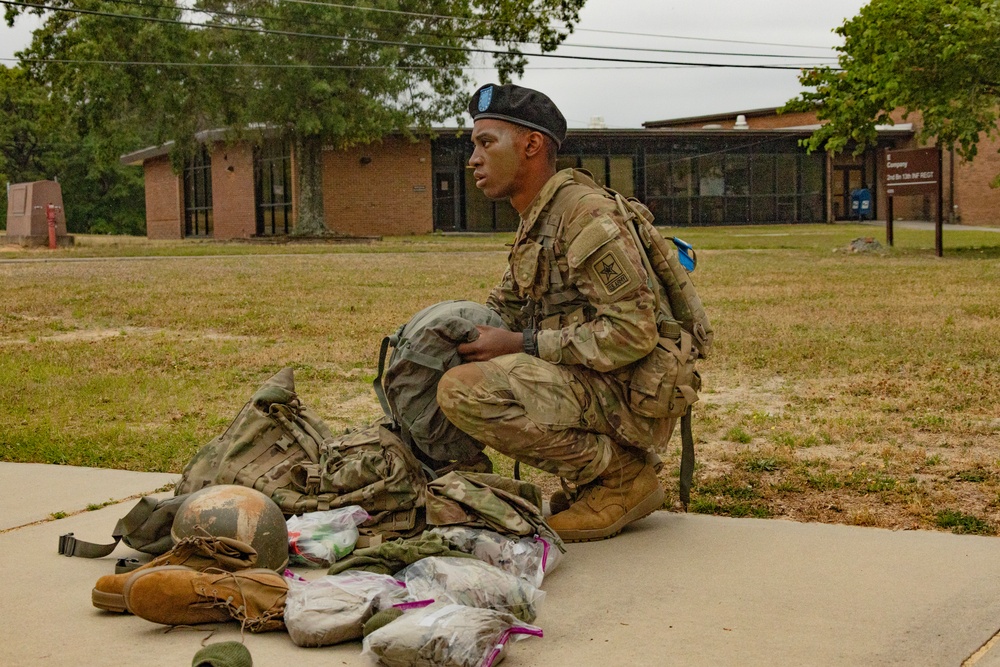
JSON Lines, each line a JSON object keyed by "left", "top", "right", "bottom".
{"left": 172, "top": 485, "right": 289, "bottom": 571}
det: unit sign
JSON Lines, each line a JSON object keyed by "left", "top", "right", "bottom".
{"left": 884, "top": 147, "right": 938, "bottom": 195}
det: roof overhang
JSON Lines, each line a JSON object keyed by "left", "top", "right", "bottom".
{"left": 120, "top": 125, "right": 278, "bottom": 166}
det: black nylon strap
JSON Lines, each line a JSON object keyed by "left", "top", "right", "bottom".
{"left": 373, "top": 335, "right": 396, "bottom": 424}
{"left": 57, "top": 495, "right": 160, "bottom": 558}
{"left": 679, "top": 405, "right": 695, "bottom": 511}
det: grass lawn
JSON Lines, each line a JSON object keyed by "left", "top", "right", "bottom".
{"left": 2, "top": 223, "right": 999, "bottom": 534}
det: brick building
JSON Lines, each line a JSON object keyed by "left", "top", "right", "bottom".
{"left": 123, "top": 130, "right": 433, "bottom": 239}
{"left": 121, "top": 108, "right": 1000, "bottom": 239}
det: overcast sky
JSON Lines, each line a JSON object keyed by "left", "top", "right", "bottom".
{"left": 0, "top": 0, "right": 868, "bottom": 128}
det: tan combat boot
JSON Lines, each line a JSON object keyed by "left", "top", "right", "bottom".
{"left": 547, "top": 446, "right": 664, "bottom": 542}
{"left": 92, "top": 534, "right": 258, "bottom": 613}
{"left": 123, "top": 566, "right": 288, "bottom": 632}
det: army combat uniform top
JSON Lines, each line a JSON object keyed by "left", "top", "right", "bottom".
{"left": 437, "top": 168, "right": 675, "bottom": 485}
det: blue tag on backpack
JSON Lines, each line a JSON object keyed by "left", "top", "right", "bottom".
{"left": 671, "top": 237, "right": 696, "bottom": 272}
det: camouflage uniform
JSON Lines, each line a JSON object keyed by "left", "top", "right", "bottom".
{"left": 438, "top": 168, "right": 675, "bottom": 485}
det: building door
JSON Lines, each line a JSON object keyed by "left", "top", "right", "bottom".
{"left": 833, "top": 166, "right": 865, "bottom": 220}
{"left": 434, "top": 170, "right": 462, "bottom": 231}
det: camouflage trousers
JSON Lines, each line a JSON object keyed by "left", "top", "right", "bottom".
{"left": 437, "top": 353, "right": 672, "bottom": 485}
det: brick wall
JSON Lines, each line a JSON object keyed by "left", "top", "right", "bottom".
{"left": 210, "top": 142, "right": 256, "bottom": 239}
{"left": 953, "top": 138, "right": 1000, "bottom": 226}
{"left": 144, "top": 156, "right": 183, "bottom": 239}
{"left": 321, "top": 137, "right": 433, "bottom": 236}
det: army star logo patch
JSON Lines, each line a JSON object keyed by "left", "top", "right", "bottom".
{"left": 594, "top": 250, "right": 631, "bottom": 294}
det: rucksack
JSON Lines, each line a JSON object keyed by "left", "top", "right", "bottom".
{"left": 608, "top": 189, "right": 713, "bottom": 509}
{"left": 176, "top": 368, "right": 427, "bottom": 543}
{"left": 373, "top": 300, "right": 505, "bottom": 468}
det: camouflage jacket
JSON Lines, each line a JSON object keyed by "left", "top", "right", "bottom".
{"left": 487, "top": 168, "right": 658, "bottom": 373}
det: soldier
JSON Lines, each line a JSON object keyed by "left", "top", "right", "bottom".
{"left": 438, "top": 83, "right": 672, "bottom": 542}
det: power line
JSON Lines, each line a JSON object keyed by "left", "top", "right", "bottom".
{"left": 278, "top": 0, "right": 840, "bottom": 53}
{"left": 26, "top": 0, "right": 836, "bottom": 62}
{"left": 3, "top": 56, "right": 722, "bottom": 70}
{"left": 0, "top": 1, "right": 835, "bottom": 70}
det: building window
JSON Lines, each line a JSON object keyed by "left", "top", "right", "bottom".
{"left": 644, "top": 143, "right": 826, "bottom": 226}
{"left": 255, "top": 140, "right": 292, "bottom": 236}
{"left": 183, "top": 145, "right": 213, "bottom": 237}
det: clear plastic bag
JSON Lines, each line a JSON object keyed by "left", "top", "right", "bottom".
{"left": 286, "top": 506, "right": 370, "bottom": 567}
{"left": 397, "top": 556, "right": 545, "bottom": 623}
{"left": 361, "top": 602, "right": 542, "bottom": 667}
{"left": 283, "top": 570, "right": 407, "bottom": 647}
{"left": 429, "top": 526, "right": 561, "bottom": 588}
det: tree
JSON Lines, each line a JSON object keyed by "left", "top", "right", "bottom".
{"left": 8, "top": 0, "right": 587, "bottom": 235}
{"left": 0, "top": 66, "right": 62, "bottom": 182}
{"left": 0, "top": 63, "right": 147, "bottom": 234}
{"left": 786, "top": 0, "right": 1000, "bottom": 175}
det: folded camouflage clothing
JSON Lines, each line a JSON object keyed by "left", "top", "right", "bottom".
{"left": 326, "top": 531, "right": 476, "bottom": 576}
{"left": 361, "top": 602, "right": 542, "bottom": 667}
{"left": 397, "top": 556, "right": 545, "bottom": 623}
{"left": 283, "top": 571, "right": 407, "bottom": 647}
{"left": 429, "top": 526, "right": 561, "bottom": 588}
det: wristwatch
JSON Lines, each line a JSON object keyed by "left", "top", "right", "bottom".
{"left": 522, "top": 329, "right": 538, "bottom": 356}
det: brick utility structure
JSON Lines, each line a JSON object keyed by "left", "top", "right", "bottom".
{"left": 4, "top": 180, "right": 75, "bottom": 247}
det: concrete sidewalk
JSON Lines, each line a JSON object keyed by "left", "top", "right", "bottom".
{"left": 2, "top": 462, "right": 999, "bottom": 667}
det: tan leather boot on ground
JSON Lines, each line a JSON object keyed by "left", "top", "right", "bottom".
{"left": 547, "top": 447, "right": 664, "bottom": 542}
{"left": 92, "top": 535, "right": 258, "bottom": 612}
{"left": 122, "top": 566, "right": 288, "bottom": 632}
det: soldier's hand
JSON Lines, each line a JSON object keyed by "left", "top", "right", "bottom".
{"left": 458, "top": 325, "right": 524, "bottom": 362}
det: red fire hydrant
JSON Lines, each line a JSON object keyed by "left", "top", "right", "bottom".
{"left": 46, "top": 203, "right": 57, "bottom": 249}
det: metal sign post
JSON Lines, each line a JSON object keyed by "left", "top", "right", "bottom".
{"left": 883, "top": 147, "right": 943, "bottom": 256}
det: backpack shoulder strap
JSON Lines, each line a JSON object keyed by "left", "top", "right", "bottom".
{"left": 58, "top": 495, "right": 179, "bottom": 558}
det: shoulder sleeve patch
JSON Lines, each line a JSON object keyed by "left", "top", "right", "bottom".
{"left": 587, "top": 242, "right": 641, "bottom": 298}
{"left": 566, "top": 215, "right": 617, "bottom": 269}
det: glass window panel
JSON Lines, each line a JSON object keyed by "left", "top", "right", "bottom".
{"left": 494, "top": 200, "right": 520, "bottom": 232}
{"left": 464, "top": 173, "right": 494, "bottom": 231}
{"left": 669, "top": 156, "right": 695, "bottom": 197}
{"left": 776, "top": 195, "right": 796, "bottom": 222}
{"left": 645, "top": 198, "right": 668, "bottom": 225}
{"left": 800, "top": 195, "right": 824, "bottom": 222}
{"left": 698, "top": 155, "right": 724, "bottom": 197}
{"left": 609, "top": 156, "right": 634, "bottom": 198}
{"left": 699, "top": 196, "right": 724, "bottom": 225}
{"left": 800, "top": 154, "right": 823, "bottom": 195}
{"left": 724, "top": 155, "right": 749, "bottom": 195}
{"left": 750, "top": 154, "right": 775, "bottom": 195}
{"left": 671, "top": 197, "right": 693, "bottom": 226}
{"left": 775, "top": 154, "right": 797, "bottom": 194}
{"left": 645, "top": 154, "right": 670, "bottom": 198}
{"left": 725, "top": 196, "right": 749, "bottom": 223}
{"left": 556, "top": 156, "right": 578, "bottom": 172}
{"left": 580, "top": 157, "right": 606, "bottom": 185}
{"left": 751, "top": 196, "right": 775, "bottom": 223}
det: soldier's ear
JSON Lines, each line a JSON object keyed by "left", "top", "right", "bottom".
{"left": 523, "top": 131, "right": 546, "bottom": 159}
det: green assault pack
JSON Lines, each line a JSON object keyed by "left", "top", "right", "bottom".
{"left": 176, "top": 367, "right": 427, "bottom": 543}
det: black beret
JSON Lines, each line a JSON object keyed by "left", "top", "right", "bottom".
{"left": 468, "top": 83, "right": 567, "bottom": 147}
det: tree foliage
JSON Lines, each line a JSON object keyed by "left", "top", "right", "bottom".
{"left": 0, "top": 64, "right": 145, "bottom": 234}
{"left": 786, "top": 0, "right": 1000, "bottom": 165}
{"left": 6, "top": 0, "right": 586, "bottom": 234}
